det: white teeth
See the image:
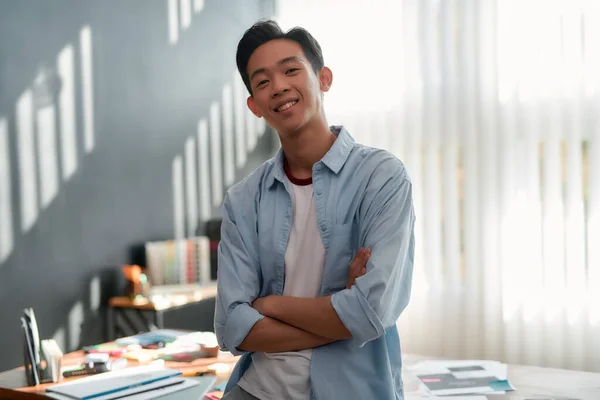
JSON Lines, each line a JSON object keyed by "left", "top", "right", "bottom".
{"left": 277, "top": 100, "right": 298, "bottom": 112}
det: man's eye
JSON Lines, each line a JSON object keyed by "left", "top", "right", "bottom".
{"left": 286, "top": 68, "right": 299, "bottom": 74}
{"left": 256, "top": 80, "right": 268, "bottom": 88}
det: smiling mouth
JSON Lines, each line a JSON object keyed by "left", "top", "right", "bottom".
{"left": 275, "top": 100, "right": 298, "bottom": 112}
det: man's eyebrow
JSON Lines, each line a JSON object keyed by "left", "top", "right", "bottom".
{"left": 249, "top": 56, "right": 303, "bottom": 81}
{"left": 249, "top": 67, "right": 266, "bottom": 82}
{"left": 278, "top": 56, "right": 302, "bottom": 65}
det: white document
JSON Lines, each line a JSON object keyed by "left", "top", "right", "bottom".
{"left": 130, "top": 376, "right": 215, "bottom": 400}
{"left": 407, "top": 396, "right": 488, "bottom": 400}
{"left": 452, "top": 370, "right": 498, "bottom": 379}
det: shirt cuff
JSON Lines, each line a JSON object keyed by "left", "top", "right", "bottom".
{"left": 331, "top": 287, "right": 385, "bottom": 347}
{"left": 223, "top": 303, "right": 265, "bottom": 356}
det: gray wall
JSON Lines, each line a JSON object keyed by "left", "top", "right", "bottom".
{"left": 0, "top": 0, "right": 276, "bottom": 371}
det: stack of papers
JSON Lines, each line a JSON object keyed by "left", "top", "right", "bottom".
{"left": 406, "top": 397, "right": 488, "bottom": 400}
{"left": 408, "top": 360, "right": 515, "bottom": 397}
{"left": 44, "top": 365, "right": 215, "bottom": 400}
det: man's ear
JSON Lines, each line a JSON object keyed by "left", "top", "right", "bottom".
{"left": 247, "top": 96, "right": 262, "bottom": 118}
{"left": 319, "top": 66, "right": 333, "bottom": 93}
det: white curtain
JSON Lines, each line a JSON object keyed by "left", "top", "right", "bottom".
{"left": 276, "top": 0, "right": 600, "bottom": 372}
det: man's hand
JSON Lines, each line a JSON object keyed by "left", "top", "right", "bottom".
{"left": 346, "top": 247, "right": 371, "bottom": 289}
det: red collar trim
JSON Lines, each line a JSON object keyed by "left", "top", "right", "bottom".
{"left": 283, "top": 158, "right": 313, "bottom": 186}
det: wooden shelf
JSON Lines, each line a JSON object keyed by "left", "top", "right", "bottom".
{"left": 108, "top": 282, "right": 217, "bottom": 311}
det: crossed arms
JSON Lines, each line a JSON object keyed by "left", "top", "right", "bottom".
{"left": 237, "top": 249, "right": 371, "bottom": 353}
{"left": 214, "top": 163, "right": 415, "bottom": 356}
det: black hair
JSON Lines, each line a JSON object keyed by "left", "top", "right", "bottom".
{"left": 236, "top": 19, "right": 324, "bottom": 95}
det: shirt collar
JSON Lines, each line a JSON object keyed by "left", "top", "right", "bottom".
{"left": 267, "top": 125, "right": 355, "bottom": 189}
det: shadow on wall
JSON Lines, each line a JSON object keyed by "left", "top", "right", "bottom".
{"left": 0, "top": 0, "right": 276, "bottom": 371}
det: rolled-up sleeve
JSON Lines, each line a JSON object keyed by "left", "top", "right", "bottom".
{"left": 214, "top": 192, "right": 264, "bottom": 356}
{"left": 331, "top": 160, "right": 415, "bottom": 347}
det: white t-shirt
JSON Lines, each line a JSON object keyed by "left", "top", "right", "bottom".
{"left": 238, "top": 174, "right": 326, "bottom": 400}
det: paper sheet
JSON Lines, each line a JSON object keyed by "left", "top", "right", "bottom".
{"left": 408, "top": 359, "right": 511, "bottom": 396}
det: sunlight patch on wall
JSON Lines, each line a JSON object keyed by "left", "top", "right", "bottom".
{"left": 52, "top": 327, "right": 66, "bottom": 354}
{"left": 16, "top": 89, "right": 38, "bottom": 233}
{"left": 68, "top": 301, "right": 84, "bottom": 351}
{"left": 210, "top": 102, "right": 223, "bottom": 206}
{"left": 246, "top": 105, "right": 256, "bottom": 152}
{"left": 0, "top": 117, "right": 13, "bottom": 265}
{"left": 57, "top": 44, "right": 78, "bottom": 181}
{"left": 233, "top": 73, "right": 247, "bottom": 169}
{"left": 197, "top": 119, "right": 211, "bottom": 221}
{"left": 90, "top": 275, "right": 101, "bottom": 312}
{"left": 185, "top": 137, "right": 198, "bottom": 236}
{"left": 256, "top": 114, "right": 266, "bottom": 138}
{"left": 167, "top": 0, "right": 179, "bottom": 45}
{"left": 172, "top": 155, "right": 185, "bottom": 240}
{"left": 36, "top": 105, "right": 59, "bottom": 209}
{"left": 180, "top": 0, "right": 192, "bottom": 30}
{"left": 193, "top": 0, "right": 204, "bottom": 13}
{"left": 80, "top": 26, "right": 95, "bottom": 153}
{"left": 222, "top": 84, "right": 235, "bottom": 186}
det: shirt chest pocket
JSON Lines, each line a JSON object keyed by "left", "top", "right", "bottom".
{"left": 257, "top": 222, "right": 277, "bottom": 266}
{"left": 322, "top": 222, "right": 357, "bottom": 293}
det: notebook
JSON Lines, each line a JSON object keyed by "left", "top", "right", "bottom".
{"left": 45, "top": 376, "right": 216, "bottom": 400}
{"left": 45, "top": 366, "right": 181, "bottom": 400}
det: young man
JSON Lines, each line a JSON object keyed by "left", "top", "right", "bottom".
{"left": 214, "top": 20, "right": 415, "bottom": 400}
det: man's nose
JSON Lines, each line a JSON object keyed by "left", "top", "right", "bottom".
{"left": 270, "top": 77, "right": 290, "bottom": 97}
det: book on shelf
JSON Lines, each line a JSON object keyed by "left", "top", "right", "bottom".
{"left": 145, "top": 236, "right": 211, "bottom": 286}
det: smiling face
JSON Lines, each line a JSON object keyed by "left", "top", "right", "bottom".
{"left": 246, "top": 39, "right": 332, "bottom": 137}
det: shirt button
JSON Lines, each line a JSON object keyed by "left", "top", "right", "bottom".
{"left": 316, "top": 189, "right": 322, "bottom": 195}
{"left": 315, "top": 164, "right": 322, "bottom": 171}
{"left": 320, "top": 225, "right": 326, "bottom": 232}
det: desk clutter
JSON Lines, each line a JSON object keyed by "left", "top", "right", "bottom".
{"left": 51, "top": 329, "right": 230, "bottom": 399}
{"left": 109, "top": 329, "right": 221, "bottom": 362}
{"left": 20, "top": 309, "right": 232, "bottom": 399}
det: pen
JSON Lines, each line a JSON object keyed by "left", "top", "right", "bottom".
{"left": 181, "top": 370, "right": 212, "bottom": 377}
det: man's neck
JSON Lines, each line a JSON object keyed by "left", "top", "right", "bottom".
{"left": 279, "top": 119, "right": 336, "bottom": 180}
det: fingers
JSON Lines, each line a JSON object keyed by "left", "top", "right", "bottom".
{"left": 358, "top": 248, "right": 371, "bottom": 273}
{"left": 352, "top": 248, "right": 370, "bottom": 274}
{"left": 348, "top": 248, "right": 367, "bottom": 278}
{"left": 346, "top": 248, "right": 371, "bottom": 289}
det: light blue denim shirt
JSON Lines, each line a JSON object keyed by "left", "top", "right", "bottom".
{"left": 214, "top": 126, "right": 415, "bottom": 400}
